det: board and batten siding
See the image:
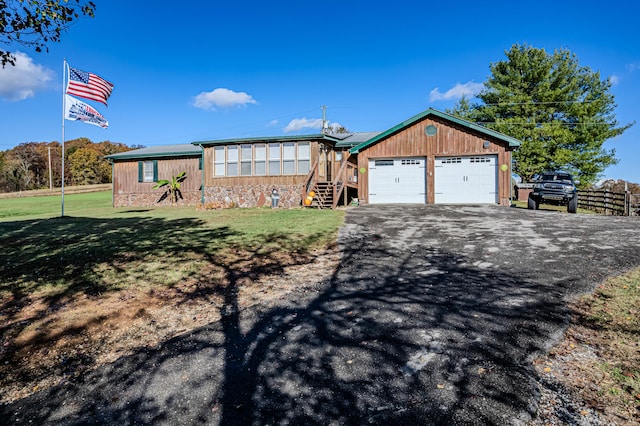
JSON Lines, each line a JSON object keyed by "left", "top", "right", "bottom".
{"left": 112, "top": 156, "right": 202, "bottom": 206}
{"left": 356, "top": 116, "right": 513, "bottom": 205}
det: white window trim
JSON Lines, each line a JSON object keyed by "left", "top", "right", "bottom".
{"left": 214, "top": 146, "right": 225, "bottom": 177}
{"left": 143, "top": 161, "right": 154, "bottom": 182}
{"left": 211, "top": 141, "right": 313, "bottom": 178}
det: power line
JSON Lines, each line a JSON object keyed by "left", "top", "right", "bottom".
{"left": 481, "top": 100, "right": 596, "bottom": 106}
{"left": 476, "top": 121, "right": 605, "bottom": 126}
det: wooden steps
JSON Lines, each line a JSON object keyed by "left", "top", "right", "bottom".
{"left": 307, "top": 182, "right": 333, "bottom": 208}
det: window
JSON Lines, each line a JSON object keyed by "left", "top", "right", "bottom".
{"left": 298, "top": 142, "right": 310, "bottom": 174}
{"left": 138, "top": 160, "right": 158, "bottom": 182}
{"left": 375, "top": 159, "right": 394, "bottom": 166}
{"left": 227, "top": 146, "right": 238, "bottom": 176}
{"left": 470, "top": 156, "right": 491, "bottom": 163}
{"left": 441, "top": 157, "right": 462, "bottom": 164}
{"left": 143, "top": 161, "right": 154, "bottom": 182}
{"left": 241, "top": 144, "right": 252, "bottom": 176}
{"left": 254, "top": 144, "right": 266, "bottom": 175}
{"left": 268, "top": 143, "right": 280, "bottom": 175}
{"left": 283, "top": 142, "right": 295, "bottom": 175}
{"left": 214, "top": 146, "right": 225, "bottom": 176}
{"left": 401, "top": 159, "right": 420, "bottom": 165}
{"left": 211, "top": 141, "right": 312, "bottom": 178}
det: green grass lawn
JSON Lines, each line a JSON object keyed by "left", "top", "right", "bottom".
{"left": 0, "top": 191, "right": 345, "bottom": 299}
{"left": 0, "top": 190, "right": 115, "bottom": 220}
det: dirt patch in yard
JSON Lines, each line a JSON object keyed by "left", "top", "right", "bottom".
{"left": 0, "top": 246, "right": 341, "bottom": 404}
{"left": 531, "top": 272, "right": 640, "bottom": 425}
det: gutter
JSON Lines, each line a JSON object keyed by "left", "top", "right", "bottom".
{"left": 196, "top": 143, "right": 205, "bottom": 205}
{"left": 108, "top": 158, "right": 115, "bottom": 207}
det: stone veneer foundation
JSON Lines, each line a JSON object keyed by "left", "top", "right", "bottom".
{"left": 204, "top": 184, "right": 302, "bottom": 209}
{"left": 113, "top": 191, "right": 201, "bottom": 207}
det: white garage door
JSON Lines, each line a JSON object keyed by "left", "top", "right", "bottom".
{"left": 435, "top": 156, "right": 498, "bottom": 204}
{"left": 368, "top": 158, "right": 426, "bottom": 204}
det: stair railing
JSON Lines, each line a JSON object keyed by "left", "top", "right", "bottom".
{"left": 302, "top": 160, "right": 319, "bottom": 205}
{"left": 331, "top": 153, "right": 351, "bottom": 209}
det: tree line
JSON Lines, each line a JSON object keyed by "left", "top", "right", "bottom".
{"left": 0, "top": 138, "right": 136, "bottom": 193}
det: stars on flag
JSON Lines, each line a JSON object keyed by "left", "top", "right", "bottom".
{"left": 66, "top": 66, "right": 114, "bottom": 106}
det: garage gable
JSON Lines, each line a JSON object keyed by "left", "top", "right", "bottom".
{"left": 349, "top": 108, "right": 520, "bottom": 154}
{"left": 350, "top": 108, "right": 521, "bottom": 207}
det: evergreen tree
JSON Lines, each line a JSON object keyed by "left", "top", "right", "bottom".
{"left": 448, "top": 44, "right": 633, "bottom": 184}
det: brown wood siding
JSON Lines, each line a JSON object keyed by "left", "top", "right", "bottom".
{"left": 357, "top": 117, "right": 513, "bottom": 205}
{"left": 112, "top": 157, "right": 202, "bottom": 196}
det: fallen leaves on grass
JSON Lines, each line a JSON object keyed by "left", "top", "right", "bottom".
{"left": 0, "top": 247, "right": 340, "bottom": 404}
{"left": 532, "top": 268, "right": 640, "bottom": 425}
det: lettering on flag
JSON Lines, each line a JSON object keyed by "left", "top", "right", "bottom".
{"left": 64, "top": 95, "right": 109, "bottom": 128}
{"left": 66, "top": 66, "right": 114, "bottom": 105}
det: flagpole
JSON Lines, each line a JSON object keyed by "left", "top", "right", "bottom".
{"left": 61, "top": 59, "right": 66, "bottom": 217}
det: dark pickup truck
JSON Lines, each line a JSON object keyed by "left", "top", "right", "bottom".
{"left": 528, "top": 171, "right": 578, "bottom": 213}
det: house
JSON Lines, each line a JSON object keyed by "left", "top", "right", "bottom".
{"left": 106, "top": 108, "right": 520, "bottom": 208}
{"left": 106, "top": 144, "right": 203, "bottom": 207}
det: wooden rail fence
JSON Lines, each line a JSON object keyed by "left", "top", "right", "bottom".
{"left": 577, "top": 189, "right": 640, "bottom": 216}
{"left": 0, "top": 184, "right": 111, "bottom": 199}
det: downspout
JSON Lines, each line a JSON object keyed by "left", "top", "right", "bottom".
{"left": 509, "top": 147, "right": 516, "bottom": 206}
{"left": 109, "top": 158, "right": 115, "bottom": 207}
{"left": 198, "top": 144, "right": 205, "bottom": 205}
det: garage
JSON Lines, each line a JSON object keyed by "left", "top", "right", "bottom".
{"left": 434, "top": 155, "right": 498, "bottom": 204}
{"left": 368, "top": 158, "right": 426, "bottom": 203}
{"left": 349, "top": 108, "right": 520, "bottom": 206}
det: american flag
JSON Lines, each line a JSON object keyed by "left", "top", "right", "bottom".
{"left": 66, "top": 66, "right": 114, "bottom": 106}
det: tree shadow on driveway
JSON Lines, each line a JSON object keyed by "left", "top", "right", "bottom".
{"left": 3, "top": 205, "right": 639, "bottom": 425}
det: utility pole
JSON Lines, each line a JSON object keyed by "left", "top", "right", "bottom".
{"left": 48, "top": 146, "right": 52, "bottom": 190}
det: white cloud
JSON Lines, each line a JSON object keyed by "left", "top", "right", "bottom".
{"left": 193, "top": 88, "right": 256, "bottom": 110}
{"left": 429, "top": 81, "right": 484, "bottom": 102}
{"left": 284, "top": 117, "right": 323, "bottom": 133}
{"left": 609, "top": 62, "right": 640, "bottom": 86}
{"left": 0, "top": 52, "right": 54, "bottom": 101}
{"left": 268, "top": 119, "right": 279, "bottom": 127}
{"left": 626, "top": 62, "right": 640, "bottom": 73}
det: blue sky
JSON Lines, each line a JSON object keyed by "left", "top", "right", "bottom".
{"left": 1, "top": 0, "right": 639, "bottom": 183}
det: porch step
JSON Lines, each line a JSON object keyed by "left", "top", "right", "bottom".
{"left": 307, "top": 182, "right": 333, "bottom": 208}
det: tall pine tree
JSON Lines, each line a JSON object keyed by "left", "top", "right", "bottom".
{"left": 448, "top": 44, "right": 633, "bottom": 184}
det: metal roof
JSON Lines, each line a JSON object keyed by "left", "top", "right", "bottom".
{"left": 335, "top": 132, "right": 384, "bottom": 148}
{"left": 105, "top": 109, "right": 521, "bottom": 161}
{"left": 192, "top": 134, "right": 341, "bottom": 146}
{"left": 105, "top": 144, "right": 201, "bottom": 160}
{"left": 349, "top": 108, "right": 521, "bottom": 154}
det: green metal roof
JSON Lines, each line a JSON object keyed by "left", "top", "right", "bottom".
{"left": 105, "top": 144, "right": 201, "bottom": 161}
{"left": 192, "top": 134, "right": 341, "bottom": 146}
{"left": 334, "top": 132, "right": 384, "bottom": 148}
{"left": 349, "top": 108, "right": 521, "bottom": 154}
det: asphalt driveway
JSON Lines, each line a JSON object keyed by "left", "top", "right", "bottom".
{"left": 3, "top": 205, "right": 640, "bottom": 425}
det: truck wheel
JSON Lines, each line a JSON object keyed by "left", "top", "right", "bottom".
{"left": 567, "top": 196, "right": 578, "bottom": 214}
{"left": 528, "top": 196, "right": 538, "bottom": 210}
